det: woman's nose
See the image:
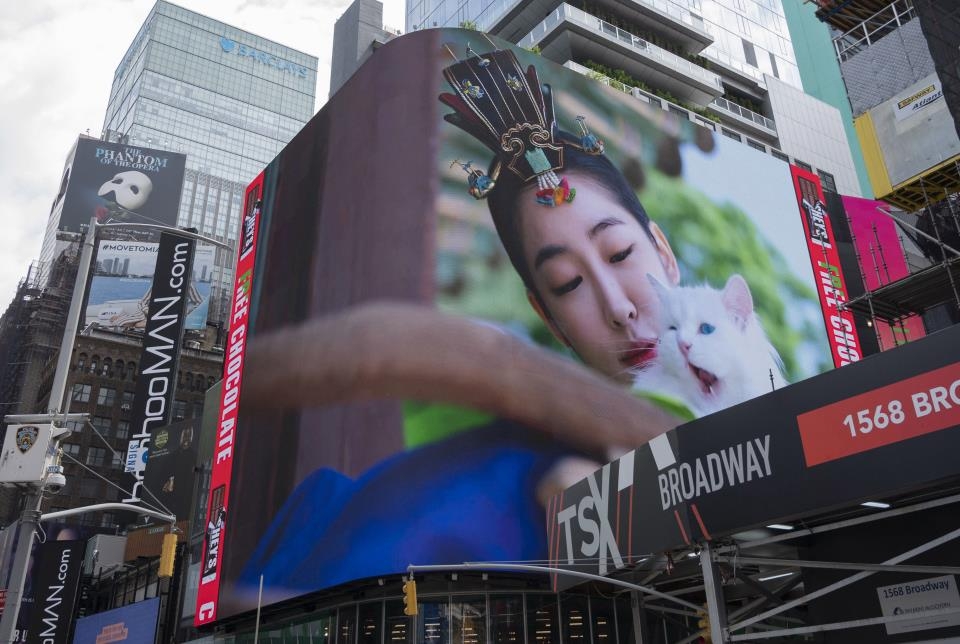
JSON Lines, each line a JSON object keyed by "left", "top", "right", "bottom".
{"left": 600, "top": 280, "right": 637, "bottom": 328}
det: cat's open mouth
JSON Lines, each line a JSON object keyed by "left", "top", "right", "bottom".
{"left": 690, "top": 363, "right": 719, "bottom": 395}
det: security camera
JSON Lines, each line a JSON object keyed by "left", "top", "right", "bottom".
{"left": 43, "top": 466, "right": 67, "bottom": 494}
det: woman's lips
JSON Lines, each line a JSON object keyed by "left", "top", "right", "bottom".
{"left": 619, "top": 339, "right": 658, "bottom": 370}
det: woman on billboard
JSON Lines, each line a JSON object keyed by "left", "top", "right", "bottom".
{"left": 234, "top": 41, "right": 785, "bottom": 602}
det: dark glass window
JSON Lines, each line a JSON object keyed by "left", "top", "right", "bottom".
{"left": 742, "top": 39, "right": 757, "bottom": 67}
{"left": 358, "top": 602, "right": 382, "bottom": 644}
{"left": 527, "top": 595, "right": 559, "bottom": 644}
{"left": 560, "top": 595, "right": 590, "bottom": 644}
{"left": 451, "top": 596, "right": 485, "bottom": 644}
{"left": 591, "top": 597, "right": 616, "bottom": 644}
{"left": 769, "top": 52, "right": 780, "bottom": 78}
{"left": 795, "top": 160, "right": 813, "bottom": 172}
{"left": 421, "top": 600, "right": 449, "bottom": 644}
{"left": 338, "top": 605, "right": 357, "bottom": 644}
{"left": 72, "top": 384, "right": 92, "bottom": 403}
{"left": 385, "top": 600, "right": 414, "bottom": 644}
{"left": 818, "top": 170, "right": 838, "bottom": 193}
{"left": 97, "top": 387, "right": 116, "bottom": 407}
{"left": 490, "top": 595, "right": 524, "bottom": 644}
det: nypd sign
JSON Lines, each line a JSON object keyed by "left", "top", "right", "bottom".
{"left": 219, "top": 37, "right": 308, "bottom": 79}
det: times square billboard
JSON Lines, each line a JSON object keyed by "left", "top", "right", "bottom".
{"left": 59, "top": 138, "right": 187, "bottom": 234}
{"left": 195, "top": 29, "right": 859, "bottom": 623}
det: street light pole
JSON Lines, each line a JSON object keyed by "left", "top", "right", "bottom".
{"left": 0, "top": 218, "right": 229, "bottom": 644}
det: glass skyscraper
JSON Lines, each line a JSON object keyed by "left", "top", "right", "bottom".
{"left": 101, "top": 0, "right": 318, "bottom": 328}
{"left": 408, "top": 0, "right": 801, "bottom": 89}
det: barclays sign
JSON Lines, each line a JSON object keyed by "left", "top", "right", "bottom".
{"left": 219, "top": 37, "right": 309, "bottom": 79}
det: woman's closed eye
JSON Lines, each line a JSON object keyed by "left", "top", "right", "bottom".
{"left": 609, "top": 244, "right": 634, "bottom": 264}
{"left": 551, "top": 276, "right": 583, "bottom": 296}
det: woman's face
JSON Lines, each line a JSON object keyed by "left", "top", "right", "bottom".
{"left": 519, "top": 175, "right": 679, "bottom": 383}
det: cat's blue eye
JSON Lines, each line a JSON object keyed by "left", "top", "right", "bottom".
{"left": 699, "top": 323, "right": 715, "bottom": 335}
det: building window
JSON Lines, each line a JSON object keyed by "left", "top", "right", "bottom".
{"left": 62, "top": 443, "right": 81, "bottom": 458}
{"left": 72, "top": 384, "right": 92, "bottom": 403}
{"left": 721, "top": 128, "right": 742, "bottom": 142}
{"left": 97, "top": 387, "right": 116, "bottom": 407}
{"left": 86, "top": 446, "right": 107, "bottom": 467}
{"left": 771, "top": 149, "right": 789, "bottom": 162}
{"left": 121, "top": 390, "right": 135, "bottom": 411}
{"left": 769, "top": 52, "right": 780, "bottom": 79}
{"left": 76, "top": 353, "right": 87, "bottom": 372}
{"left": 111, "top": 452, "right": 123, "bottom": 469}
{"left": 818, "top": 170, "right": 838, "bottom": 193}
{"left": 101, "top": 513, "right": 116, "bottom": 528}
{"left": 116, "top": 421, "right": 130, "bottom": 440}
{"left": 747, "top": 139, "right": 766, "bottom": 152}
{"left": 795, "top": 160, "right": 813, "bottom": 172}
{"left": 91, "top": 416, "right": 112, "bottom": 437}
{"left": 742, "top": 39, "right": 757, "bottom": 67}
{"left": 173, "top": 400, "right": 188, "bottom": 421}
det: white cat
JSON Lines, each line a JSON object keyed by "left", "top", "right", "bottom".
{"left": 633, "top": 274, "right": 787, "bottom": 418}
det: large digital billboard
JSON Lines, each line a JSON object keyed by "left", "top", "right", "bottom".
{"left": 60, "top": 139, "right": 186, "bottom": 234}
{"left": 85, "top": 240, "right": 215, "bottom": 331}
{"left": 196, "top": 29, "right": 845, "bottom": 623}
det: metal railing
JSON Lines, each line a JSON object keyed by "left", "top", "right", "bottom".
{"left": 623, "top": 0, "right": 709, "bottom": 34}
{"left": 520, "top": 4, "right": 723, "bottom": 90}
{"left": 710, "top": 96, "right": 776, "bottom": 131}
{"left": 833, "top": 0, "right": 916, "bottom": 62}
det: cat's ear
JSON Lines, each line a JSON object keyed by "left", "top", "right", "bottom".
{"left": 722, "top": 274, "right": 753, "bottom": 328}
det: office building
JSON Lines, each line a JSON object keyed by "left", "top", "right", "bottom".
{"left": 101, "top": 0, "right": 319, "bottom": 328}
{"left": 399, "top": 0, "right": 862, "bottom": 195}
{"left": 330, "top": 0, "right": 402, "bottom": 97}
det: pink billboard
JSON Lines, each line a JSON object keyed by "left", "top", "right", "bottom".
{"left": 841, "top": 195, "right": 925, "bottom": 349}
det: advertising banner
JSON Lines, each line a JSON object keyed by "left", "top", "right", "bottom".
{"left": 195, "top": 179, "right": 262, "bottom": 625}
{"left": 71, "top": 597, "right": 160, "bottom": 644}
{"left": 198, "top": 29, "right": 844, "bottom": 622}
{"left": 841, "top": 195, "right": 926, "bottom": 349}
{"left": 85, "top": 240, "right": 215, "bottom": 331}
{"left": 547, "top": 324, "right": 960, "bottom": 588}
{"left": 792, "top": 167, "right": 862, "bottom": 367}
{"left": 60, "top": 139, "right": 186, "bottom": 234}
{"left": 124, "top": 232, "right": 195, "bottom": 505}
{"left": 28, "top": 540, "right": 85, "bottom": 644}
{"left": 142, "top": 418, "right": 200, "bottom": 521}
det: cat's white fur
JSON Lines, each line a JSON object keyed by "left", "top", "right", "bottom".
{"left": 632, "top": 274, "right": 786, "bottom": 418}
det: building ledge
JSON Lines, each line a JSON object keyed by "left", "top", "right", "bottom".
{"left": 523, "top": 4, "right": 723, "bottom": 105}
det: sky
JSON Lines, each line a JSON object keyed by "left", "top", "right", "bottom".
{"left": 0, "top": 0, "right": 405, "bottom": 309}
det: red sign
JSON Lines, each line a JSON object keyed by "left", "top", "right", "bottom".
{"left": 798, "top": 361, "right": 960, "bottom": 466}
{"left": 790, "top": 166, "right": 862, "bottom": 368}
{"left": 194, "top": 173, "right": 264, "bottom": 626}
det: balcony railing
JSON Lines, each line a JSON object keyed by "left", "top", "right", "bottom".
{"left": 709, "top": 96, "right": 776, "bottom": 132}
{"left": 832, "top": 0, "right": 916, "bottom": 62}
{"left": 624, "top": 0, "right": 708, "bottom": 34}
{"left": 520, "top": 4, "right": 723, "bottom": 90}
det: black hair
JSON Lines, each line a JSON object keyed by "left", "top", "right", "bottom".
{"left": 487, "top": 136, "right": 656, "bottom": 295}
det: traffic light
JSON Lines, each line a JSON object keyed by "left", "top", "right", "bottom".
{"left": 402, "top": 578, "right": 418, "bottom": 616}
{"left": 159, "top": 532, "right": 178, "bottom": 578}
{"left": 697, "top": 607, "right": 711, "bottom": 643}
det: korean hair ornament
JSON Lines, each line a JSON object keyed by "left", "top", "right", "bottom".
{"left": 439, "top": 42, "right": 605, "bottom": 207}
